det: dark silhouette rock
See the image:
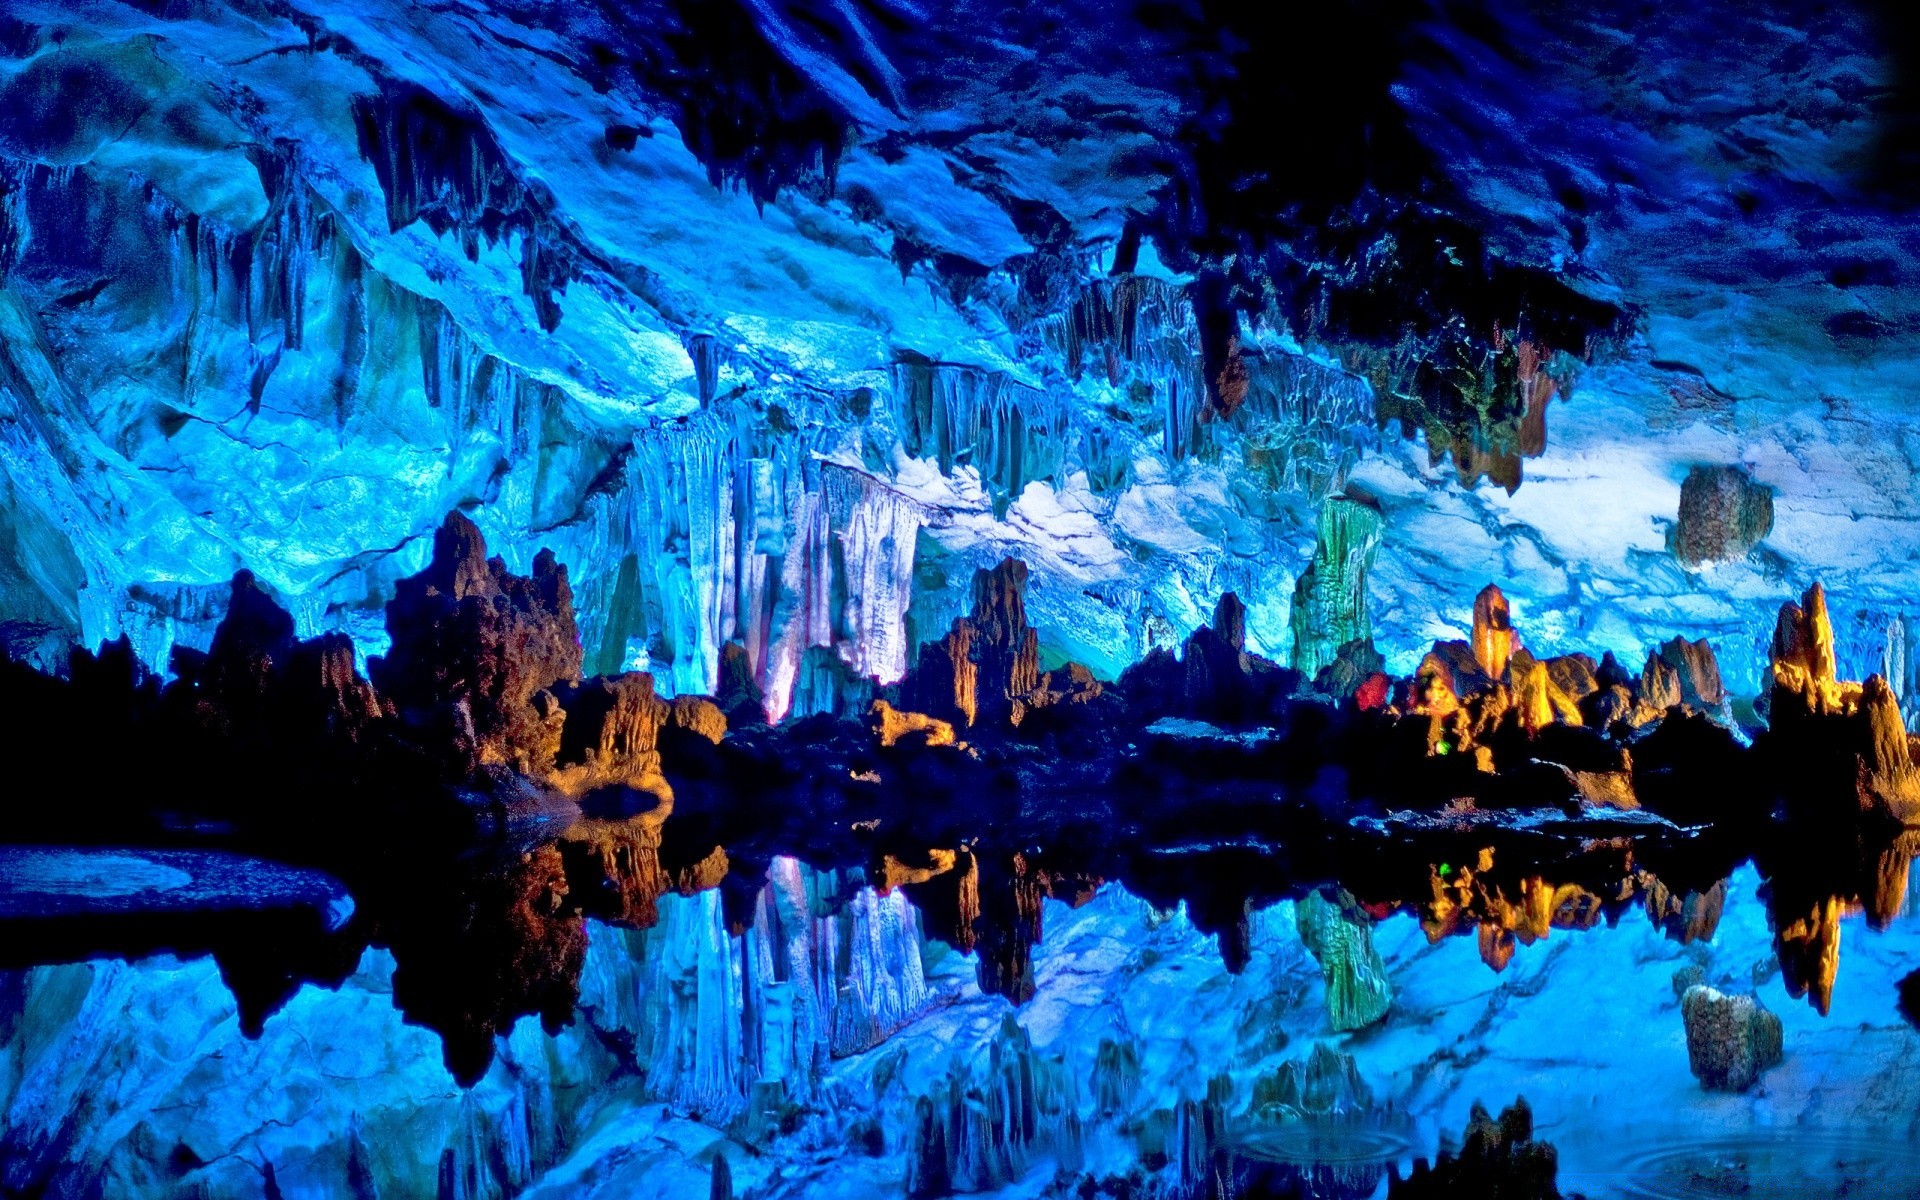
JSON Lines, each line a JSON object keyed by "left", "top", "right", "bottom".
{"left": 1390, "top": 1099, "right": 1560, "bottom": 1199}
{"left": 1119, "top": 591, "right": 1297, "bottom": 728}
{"left": 200, "top": 571, "right": 298, "bottom": 720}
{"left": 373, "top": 512, "right": 583, "bottom": 774}
{"left": 714, "top": 640, "right": 768, "bottom": 727}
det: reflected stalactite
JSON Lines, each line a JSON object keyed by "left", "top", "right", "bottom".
{"left": 1640, "top": 876, "right": 1728, "bottom": 945}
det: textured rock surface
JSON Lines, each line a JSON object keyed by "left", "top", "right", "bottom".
{"left": 1290, "top": 496, "right": 1385, "bottom": 684}
{"left": 1296, "top": 891, "right": 1393, "bottom": 1032}
{"left": 1389, "top": 1099, "right": 1560, "bottom": 1200}
{"left": 1673, "top": 466, "right": 1775, "bottom": 567}
{"left": 1681, "top": 985, "right": 1785, "bottom": 1092}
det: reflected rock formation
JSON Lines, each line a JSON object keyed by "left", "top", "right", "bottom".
{"left": 1388, "top": 1099, "right": 1561, "bottom": 1200}
{"left": 1681, "top": 986, "right": 1785, "bottom": 1092}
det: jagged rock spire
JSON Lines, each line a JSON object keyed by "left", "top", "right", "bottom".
{"left": 1471, "top": 583, "right": 1514, "bottom": 682}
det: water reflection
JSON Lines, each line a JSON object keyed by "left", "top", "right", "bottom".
{"left": 5, "top": 800, "right": 1916, "bottom": 1092}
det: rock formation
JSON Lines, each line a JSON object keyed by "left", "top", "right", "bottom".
{"left": 1765, "top": 583, "right": 1920, "bottom": 824}
{"left": 905, "top": 1015, "right": 1083, "bottom": 1196}
{"left": 1296, "top": 891, "right": 1393, "bottom": 1031}
{"left": 905, "top": 558, "right": 1101, "bottom": 728}
{"left": 1673, "top": 465, "right": 1774, "bottom": 566}
{"left": 1681, "top": 985, "right": 1784, "bottom": 1091}
{"left": 1389, "top": 1099, "right": 1561, "bottom": 1199}
{"left": 1247, "top": 1043, "right": 1375, "bottom": 1122}
{"left": 1290, "top": 496, "right": 1384, "bottom": 682}
{"left": 374, "top": 512, "right": 583, "bottom": 774}
{"left": 1121, "top": 591, "right": 1297, "bottom": 727}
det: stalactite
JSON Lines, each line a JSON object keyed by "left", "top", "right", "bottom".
{"left": 825, "top": 468, "right": 924, "bottom": 688}
{"left": 630, "top": 417, "right": 739, "bottom": 696}
{"left": 1040, "top": 274, "right": 1210, "bottom": 463}
{"left": 747, "top": 858, "right": 932, "bottom": 1084}
{"left": 686, "top": 333, "right": 725, "bottom": 406}
{"left": 1884, "top": 615, "right": 1920, "bottom": 732}
{"left": 1231, "top": 350, "right": 1376, "bottom": 501}
{"left": 890, "top": 360, "right": 1070, "bottom": 516}
{"left": 435, "top": 1089, "right": 536, "bottom": 1200}
{"left": 642, "top": 888, "right": 747, "bottom": 1121}
{"left": 351, "top": 81, "right": 577, "bottom": 331}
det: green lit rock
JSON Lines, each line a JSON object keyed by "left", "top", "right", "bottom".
{"left": 1296, "top": 890, "right": 1393, "bottom": 1032}
{"left": 1290, "top": 497, "right": 1385, "bottom": 682}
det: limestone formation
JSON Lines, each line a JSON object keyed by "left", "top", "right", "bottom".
{"left": 1644, "top": 636, "right": 1725, "bottom": 711}
{"left": 551, "top": 673, "right": 672, "bottom": 792}
{"left": 1766, "top": 582, "right": 1920, "bottom": 823}
{"left": 1296, "top": 890, "right": 1393, "bottom": 1031}
{"left": 1248, "top": 1044, "right": 1375, "bottom": 1121}
{"left": 1120, "top": 591, "right": 1294, "bottom": 727}
{"left": 905, "top": 558, "right": 1051, "bottom": 727}
{"left": 905, "top": 1015, "right": 1082, "bottom": 1196}
{"left": 1389, "top": 1099, "right": 1561, "bottom": 1199}
{"left": 870, "top": 699, "right": 956, "bottom": 748}
{"left": 1681, "top": 985, "right": 1784, "bottom": 1091}
{"left": 1774, "top": 895, "right": 1842, "bottom": 1015}
{"left": 202, "top": 570, "right": 298, "bottom": 713}
{"left": 1673, "top": 465, "right": 1774, "bottom": 566}
{"left": 374, "top": 512, "right": 583, "bottom": 773}
{"left": 1290, "top": 496, "right": 1384, "bottom": 681}
{"left": 1472, "top": 583, "right": 1515, "bottom": 682}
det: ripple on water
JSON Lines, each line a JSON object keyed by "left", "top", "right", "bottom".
{"left": 1235, "top": 1122, "right": 1413, "bottom": 1166}
{"left": 1572, "top": 1130, "right": 1920, "bottom": 1200}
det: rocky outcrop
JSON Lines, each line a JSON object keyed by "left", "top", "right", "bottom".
{"left": 1120, "top": 591, "right": 1297, "bottom": 727}
{"left": 374, "top": 513, "right": 583, "bottom": 774}
{"left": 905, "top": 558, "right": 1100, "bottom": 729}
{"left": 1389, "top": 1099, "right": 1561, "bottom": 1199}
{"left": 1472, "top": 583, "right": 1515, "bottom": 682}
{"left": 1672, "top": 465, "right": 1774, "bottom": 566}
{"left": 551, "top": 673, "right": 673, "bottom": 791}
{"left": 905, "top": 1015, "right": 1083, "bottom": 1197}
{"left": 1765, "top": 583, "right": 1920, "bottom": 823}
{"left": 1681, "top": 985, "right": 1784, "bottom": 1091}
{"left": 1247, "top": 1043, "right": 1374, "bottom": 1121}
{"left": 1773, "top": 895, "right": 1843, "bottom": 1016}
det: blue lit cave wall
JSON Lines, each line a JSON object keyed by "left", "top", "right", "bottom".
{"left": 7, "top": 2, "right": 1920, "bottom": 1198}
{"left": 3, "top": 1, "right": 1918, "bottom": 711}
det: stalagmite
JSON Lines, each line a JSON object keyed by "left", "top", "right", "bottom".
{"left": 1766, "top": 582, "right": 1920, "bottom": 822}
{"left": 890, "top": 360, "right": 1070, "bottom": 517}
{"left": 1290, "top": 497, "right": 1384, "bottom": 682}
{"left": 1471, "top": 584, "right": 1515, "bottom": 682}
